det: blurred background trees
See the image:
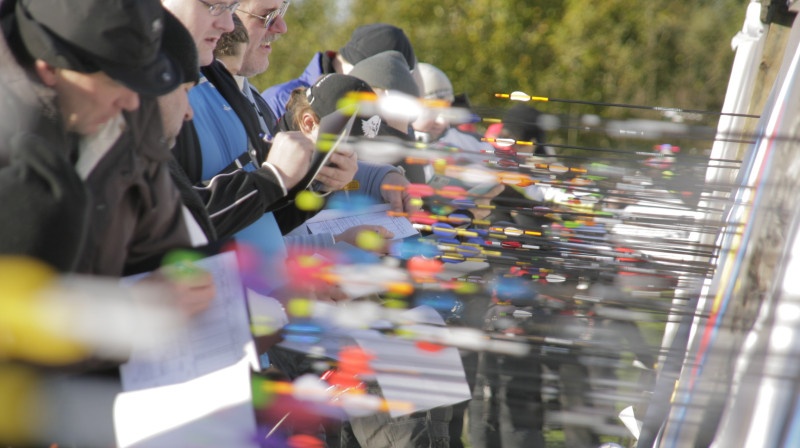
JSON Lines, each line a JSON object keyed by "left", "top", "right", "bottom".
{"left": 252, "top": 0, "right": 748, "bottom": 152}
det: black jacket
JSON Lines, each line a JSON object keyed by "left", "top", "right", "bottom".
{"left": 172, "top": 60, "right": 313, "bottom": 240}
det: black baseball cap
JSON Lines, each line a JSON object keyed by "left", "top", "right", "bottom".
{"left": 340, "top": 23, "right": 416, "bottom": 71}
{"left": 307, "top": 73, "right": 374, "bottom": 119}
{"left": 277, "top": 73, "right": 399, "bottom": 138}
{"left": 161, "top": 9, "right": 199, "bottom": 85}
{"left": 15, "top": 0, "right": 188, "bottom": 96}
{"left": 307, "top": 74, "right": 411, "bottom": 139}
{"left": 278, "top": 73, "right": 376, "bottom": 135}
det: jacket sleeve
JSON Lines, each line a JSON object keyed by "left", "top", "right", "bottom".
{"left": 167, "top": 157, "right": 217, "bottom": 241}
{"left": 353, "top": 161, "right": 400, "bottom": 201}
{"left": 172, "top": 121, "right": 290, "bottom": 240}
{"left": 194, "top": 162, "right": 289, "bottom": 240}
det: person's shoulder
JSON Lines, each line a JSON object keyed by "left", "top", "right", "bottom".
{"left": 263, "top": 51, "right": 325, "bottom": 95}
{"left": 189, "top": 79, "right": 226, "bottom": 108}
{"left": 189, "top": 77, "right": 214, "bottom": 95}
{"left": 440, "top": 127, "right": 492, "bottom": 150}
{"left": 262, "top": 77, "right": 304, "bottom": 97}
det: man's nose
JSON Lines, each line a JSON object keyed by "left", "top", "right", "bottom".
{"left": 269, "top": 14, "right": 288, "bottom": 34}
{"left": 217, "top": 9, "right": 235, "bottom": 33}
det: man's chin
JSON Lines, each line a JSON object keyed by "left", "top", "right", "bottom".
{"left": 163, "top": 137, "right": 177, "bottom": 149}
{"left": 240, "top": 59, "right": 270, "bottom": 78}
{"left": 198, "top": 47, "right": 215, "bottom": 68}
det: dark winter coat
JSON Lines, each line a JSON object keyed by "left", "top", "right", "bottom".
{"left": 0, "top": 1, "right": 89, "bottom": 272}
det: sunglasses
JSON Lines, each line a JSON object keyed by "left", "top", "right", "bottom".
{"left": 238, "top": 0, "right": 290, "bottom": 29}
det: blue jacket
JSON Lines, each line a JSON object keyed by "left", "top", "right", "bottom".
{"left": 189, "top": 73, "right": 287, "bottom": 259}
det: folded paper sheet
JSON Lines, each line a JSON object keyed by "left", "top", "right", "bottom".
{"left": 115, "top": 252, "right": 260, "bottom": 447}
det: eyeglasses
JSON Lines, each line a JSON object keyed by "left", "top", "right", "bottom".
{"left": 197, "top": 0, "right": 240, "bottom": 16}
{"left": 238, "top": 0, "right": 290, "bottom": 29}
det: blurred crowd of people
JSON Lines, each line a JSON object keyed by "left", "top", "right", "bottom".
{"left": 0, "top": 0, "right": 682, "bottom": 447}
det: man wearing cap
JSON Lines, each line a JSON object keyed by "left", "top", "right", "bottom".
{"left": 0, "top": 0, "right": 216, "bottom": 444}
{"left": 278, "top": 73, "right": 412, "bottom": 251}
{"left": 261, "top": 22, "right": 419, "bottom": 126}
{"left": 412, "top": 62, "right": 493, "bottom": 154}
{"left": 0, "top": 0, "right": 198, "bottom": 272}
{"left": 74, "top": 8, "right": 216, "bottom": 277}
{"left": 348, "top": 49, "right": 421, "bottom": 133}
{"left": 343, "top": 49, "right": 429, "bottom": 184}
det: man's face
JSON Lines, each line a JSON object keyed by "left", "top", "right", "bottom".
{"left": 412, "top": 108, "right": 449, "bottom": 142}
{"left": 235, "top": 0, "right": 288, "bottom": 77}
{"left": 157, "top": 82, "right": 195, "bottom": 148}
{"left": 163, "top": 0, "right": 236, "bottom": 67}
{"left": 48, "top": 68, "right": 140, "bottom": 136}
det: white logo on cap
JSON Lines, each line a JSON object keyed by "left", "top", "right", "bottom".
{"left": 362, "top": 115, "right": 381, "bottom": 138}
{"left": 152, "top": 18, "right": 163, "bottom": 34}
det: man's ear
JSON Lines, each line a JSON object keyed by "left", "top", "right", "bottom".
{"left": 300, "top": 112, "right": 317, "bottom": 134}
{"left": 34, "top": 60, "right": 58, "bottom": 87}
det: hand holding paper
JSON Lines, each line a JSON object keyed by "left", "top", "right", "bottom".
{"left": 305, "top": 204, "right": 418, "bottom": 241}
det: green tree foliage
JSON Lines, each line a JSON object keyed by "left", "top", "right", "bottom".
{"left": 544, "top": 0, "right": 746, "bottom": 118}
{"left": 254, "top": 0, "right": 747, "bottom": 127}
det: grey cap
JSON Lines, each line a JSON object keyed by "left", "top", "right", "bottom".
{"left": 349, "top": 50, "right": 420, "bottom": 97}
{"left": 417, "top": 62, "right": 454, "bottom": 103}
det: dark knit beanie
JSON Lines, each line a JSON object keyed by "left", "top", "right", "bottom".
{"left": 340, "top": 23, "right": 416, "bottom": 70}
{"left": 502, "top": 104, "right": 545, "bottom": 144}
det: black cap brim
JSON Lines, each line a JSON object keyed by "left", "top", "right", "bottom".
{"left": 16, "top": 1, "right": 185, "bottom": 97}
{"left": 95, "top": 9, "right": 187, "bottom": 96}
